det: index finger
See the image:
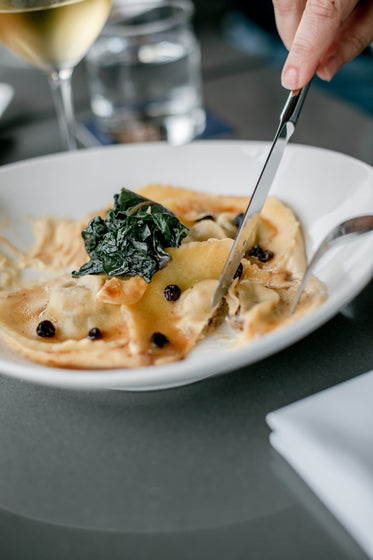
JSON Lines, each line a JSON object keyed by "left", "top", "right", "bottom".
{"left": 281, "top": 0, "right": 359, "bottom": 89}
{"left": 272, "top": 0, "right": 306, "bottom": 50}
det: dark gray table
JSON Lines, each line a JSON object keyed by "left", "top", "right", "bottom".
{"left": 0, "top": 20, "right": 372, "bottom": 560}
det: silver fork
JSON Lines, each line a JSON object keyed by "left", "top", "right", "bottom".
{"left": 289, "top": 215, "right": 373, "bottom": 315}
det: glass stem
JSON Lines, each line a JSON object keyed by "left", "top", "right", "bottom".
{"left": 48, "top": 68, "right": 78, "bottom": 151}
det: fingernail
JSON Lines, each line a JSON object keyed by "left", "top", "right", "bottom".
{"left": 281, "top": 66, "right": 299, "bottom": 90}
{"left": 320, "top": 55, "right": 341, "bottom": 81}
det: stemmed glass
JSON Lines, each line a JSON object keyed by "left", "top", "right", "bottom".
{"left": 0, "top": 0, "right": 112, "bottom": 150}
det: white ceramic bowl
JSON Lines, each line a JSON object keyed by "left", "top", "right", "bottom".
{"left": 0, "top": 141, "right": 372, "bottom": 390}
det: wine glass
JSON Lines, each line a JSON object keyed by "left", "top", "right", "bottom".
{"left": 0, "top": 0, "right": 112, "bottom": 150}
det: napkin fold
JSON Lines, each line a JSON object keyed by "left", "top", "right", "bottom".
{"left": 267, "top": 370, "right": 373, "bottom": 559}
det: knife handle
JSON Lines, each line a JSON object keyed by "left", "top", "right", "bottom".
{"left": 280, "top": 80, "right": 312, "bottom": 128}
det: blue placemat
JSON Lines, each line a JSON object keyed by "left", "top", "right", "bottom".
{"left": 79, "top": 109, "right": 234, "bottom": 147}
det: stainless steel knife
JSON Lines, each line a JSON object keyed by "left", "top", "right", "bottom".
{"left": 211, "top": 82, "right": 312, "bottom": 308}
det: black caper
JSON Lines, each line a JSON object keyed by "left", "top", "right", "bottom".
{"left": 88, "top": 327, "right": 101, "bottom": 340}
{"left": 151, "top": 332, "right": 169, "bottom": 348}
{"left": 258, "top": 249, "right": 274, "bottom": 263}
{"left": 36, "top": 320, "right": 56, "bottom": 338}
{"left": 195, "top": 214, "right": 215, "bottom": 222}
{"left": 248, "top": 244, "right": 274, "bottom": 263}
{"left": 164, "top": 284, "right": 181, "bottom": 302}
{"left": 233, "top": 262, "right": 243, "bottom": 279}
{"left": 233, "top": 212, "right": 245, "bottom": 228}
{"left": 248, "top": 244, "right": 261, "bottom": 258}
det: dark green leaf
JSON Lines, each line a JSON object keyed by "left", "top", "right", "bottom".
{"left": 72, "top": 188, "right": 189, "bottom": 282}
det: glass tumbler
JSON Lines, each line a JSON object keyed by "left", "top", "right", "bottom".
{"left": 86, "top": 0, "right": 206, "bottom": 145}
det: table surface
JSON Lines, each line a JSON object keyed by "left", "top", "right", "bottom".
{"left": 0, "top": 19, "right": 372, "bottom": 560}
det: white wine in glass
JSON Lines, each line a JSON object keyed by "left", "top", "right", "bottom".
{"left": 0, "top": 0, "right": 112, "bottom": 150}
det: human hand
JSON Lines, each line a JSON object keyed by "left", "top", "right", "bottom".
{"left": 272, "top": 0, "right": 373, "bottom": 89}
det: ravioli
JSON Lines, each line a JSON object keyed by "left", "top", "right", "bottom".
{"left": 0, "top": 185, "right": 326, "bottom": 369}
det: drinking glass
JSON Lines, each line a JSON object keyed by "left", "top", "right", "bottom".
{"left": 86, "top": 0, "right": 205, "bottom": 145}
{"left": 0, "top": 0, "right": 112, "bottom": 150}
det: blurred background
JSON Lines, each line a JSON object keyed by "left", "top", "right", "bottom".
{"left": 0, "top": 0, "right": 372, "bottom": 164}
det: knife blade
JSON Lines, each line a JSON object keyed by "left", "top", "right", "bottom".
{"left": 211, "top": 82, "right": 312, "bottom": 308}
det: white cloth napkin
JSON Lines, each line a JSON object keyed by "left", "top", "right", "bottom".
{"left": 267, "top": 369, "right": 373, "bottom": 559}
{"left": 0, "top": 83, "right": 14, "bottom": 118}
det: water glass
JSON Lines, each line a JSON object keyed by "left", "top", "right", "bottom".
{"left": 86, "top": 0, "right": 206, "bottom": 145}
